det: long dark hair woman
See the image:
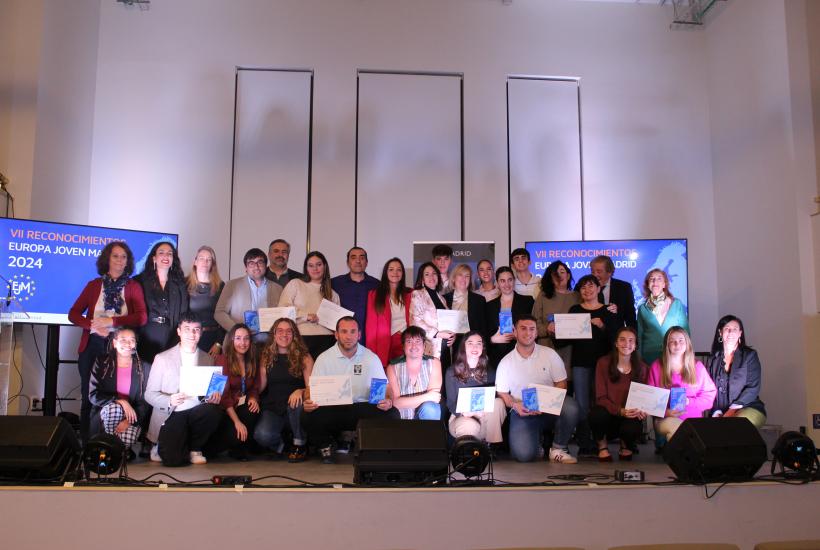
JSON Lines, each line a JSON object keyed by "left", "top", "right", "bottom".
{"left": 486, "top": 266, "right": 534, "bottom": 368}
{"left": 210, "top": 323, "right": 261, "bottom": 460}
{"left": 533, "top": 260, "right": 579, "bottom": 368}
{"left": 186, "top": 245, "right": 225, "bottom": 356}
{"left": 444, "top": 330, "right": 507, "bottom": 444}
{"left": 255, "top": 317, "right": 314, "bottom": 461}
{"left": 88, "top": 327, "right": 150, "bottom": 459}
{"left": 134, "top": 241, "right": 189, "bottom": 362}
{"left": 588, "top": 326, "right": 647, "bottom": 461}
{"left": 69, "top": 240, "right": 147, "bottom": 442}
{"left": 365, "top": 257, "right": 412, "bottom": 367}
{"left": 278, "top": 250, "right": 340, "bottom": 360}
{"left": 409, "top": 261, "right": 455, "bottom": 364}
{"left": 706, "top": 315, "right": 766, "bottom": 428}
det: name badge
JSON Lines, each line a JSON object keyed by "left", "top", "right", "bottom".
{"left": 353, "top": 364, "right": 363, "bottom": 375}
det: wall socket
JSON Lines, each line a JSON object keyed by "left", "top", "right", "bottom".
{"left": 813, "top": 414, "right": 820, "bottom": 430}
{"left": 31, "top": 397, "right": 42, "bottom": 412}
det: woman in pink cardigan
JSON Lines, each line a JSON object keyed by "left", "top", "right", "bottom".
{"left": 648, "top": 326, "right": 716, "bottom": 442}
{"left": 365, "top": 257, "right": 412, "bottom": 367}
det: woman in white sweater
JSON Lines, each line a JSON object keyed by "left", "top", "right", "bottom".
{"left": 278, "top": 251, "right": 340, "bottom": 359}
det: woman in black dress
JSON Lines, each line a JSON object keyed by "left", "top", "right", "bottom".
{"left": 186, "top": 245, "right": 225, "bottom": 356}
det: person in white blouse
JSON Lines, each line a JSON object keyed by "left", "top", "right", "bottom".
{"left": 278, "top": 251, "right": 340, "bottom": 360}
{"left": 410, "top": 261, "right": 456, "bottom": 366}
{"left": 474, "top": 258, "right": 500, "bottom": 301}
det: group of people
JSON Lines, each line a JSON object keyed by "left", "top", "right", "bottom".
{"left": 68, "top": 239, "right": 766, "bottom": 466}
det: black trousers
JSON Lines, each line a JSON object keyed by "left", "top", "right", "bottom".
{"left": 588, "top": 405, "right": 642, "bottom": 448}
{"left": 157, "top": 404, "right": 223, "bottom": 466}
{"left": 206, "top": 403, "right": 260, "bottom": 455}
{"left": 77, "top": 334, "right": 107, "bottom": 443}
{"left": 301, "top": 402, "right": 400, "bottom": 449}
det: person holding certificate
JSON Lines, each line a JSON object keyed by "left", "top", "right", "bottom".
{"left": 563, "top": 274, "right": 618, "bottom": 456}
{"left": 186, "top": 245, "right": 225, "bottom": 356}
{"left": 255, "top": 318, "right": 314, "bottom": 462}
{"left": 386, "top": 326, "right": 443, "bottom": 420}
{"left": 278, "top": 251, "right": 341, "bottom": 360}
{"left": 69, "top": 240, "right": 147, "bottom": 443}
{"left": 589, "top": 326, "right": 648, "bottom": 461}
{"left": 135, "top": 241, "right": 189, "bottom": 363}
{"left": 209, "top": 324, "right": 261, "bottom": 461}
{"left": 365, "top": 258, "right": 412, "bottom": 367}
{"left": 706, "top": 315, "right": 766, "bottom": 428}
{"left": 410, "top": 262, "right": 455, "bottom": 364}
{"left": 89, "top": 327, "right": 150, "bottom": 460}
{"left": 647, "top": 327, "right": 717, "bottom": 443}
{"left": 474, "top": 259, "right": 500, "bottom": 301}
{"left": 445, "top": 331, "right": 506, "bottom": 443}
{"left": 301, "top": 317, "right": 398, "bottom": 464}
{"left": 533, "top": 260, "right": 579, "bottom": 369}
{"left": 637, "top": 268, "right": 689, "bottom": 364}
{"left": 486, "top": 266, "right": 534, "bottom": 368}
{"left": 496, "top": 314, "right": 581, "bottom": 464}
{"left": 445, "top": 264, "right": 489, "bottom": 354}
{"left": 144, "top": 312, "right": 223, "bottom": 466}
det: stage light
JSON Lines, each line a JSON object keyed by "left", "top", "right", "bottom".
{"left": 771, "top": 431, "right": 819, "bottom": 480}
{"left": 83, "top": 434, "right": 126, "bottom": 477}
{"left": 450, "top": 436, "right": 491, "bottom": 478}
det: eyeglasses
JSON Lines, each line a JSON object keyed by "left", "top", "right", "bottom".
{"left": 275, "top": 329, "right": 293, "bottom": 336}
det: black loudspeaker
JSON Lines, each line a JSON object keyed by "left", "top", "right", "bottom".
{"left": 663, "top": 417, "right": 767, "bottom": 483}
{"left": 0, "top": 416, "right": 82, "bottom": 481}
{"left": 354, "top": 418, "right": 449, "bottom": 485}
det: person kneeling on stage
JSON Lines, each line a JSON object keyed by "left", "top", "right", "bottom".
{"left": 89, "top": 327, "right": 150, "bottom": 460}
{"left": 144, "top": 312, "right": 223, "bottom": 466}
{"left": 301, "top": 316, "right": 399, "bottom": 464}
{"left": 496, "top": 314, "right": 581, "bottom": 464}
{"left": 208, "top": 323, "right": 261, "bottom": 461}
{"left": 386, "top": 326, "right": 443, "bottom": 420}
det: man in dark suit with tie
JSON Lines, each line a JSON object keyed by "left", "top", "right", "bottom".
{"left": 590, "top": 255, "right": 636, "bottom": 329}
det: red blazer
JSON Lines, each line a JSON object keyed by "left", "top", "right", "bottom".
{"left": 365, "top": 289, "right": 412, "bottom": 367}
{"left": 68, "top": 278, "right": 147, "bottom": 353}
{"left": 214, "top": 354, "right": 261, "bottom": 410}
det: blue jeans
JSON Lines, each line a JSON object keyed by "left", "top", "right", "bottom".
{"left": 414, "top": 401, "right": 441, "bottom": 420}
{"left": 508, "top": 396, "right": 582, "bottom": 462}
{"left": 571, "top": 366, "right": 595, "bottom": 449}
{"left": 254, "top": 406, "right": 305, "bottom": 450}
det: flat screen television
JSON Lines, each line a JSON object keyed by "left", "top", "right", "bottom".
{"left": 0, "top": 218, "right": 178, "bottom": 325}
{"left": 525, "top": 238, "right": 688, "bottom": 313}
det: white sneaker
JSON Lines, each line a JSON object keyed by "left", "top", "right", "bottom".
{"left": 548, "top": 447, "right": 578, "bottom": 464}
{"left": 189, "top": 451, "right": 207, "bottom": 465}
{"left": 150, "top": 444, "right": 162, "bottom": 463}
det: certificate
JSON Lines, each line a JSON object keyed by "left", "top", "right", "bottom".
{"left": 554, "top": 313, "right": 592, "bottom": 339}
{"left": 258, "top": 306, "right": 296, "bottom": 332}
{"left": 455, "top": 386, "right": 496, "bottom": 413}
{"left": 524, "top": 383, "right": 567, "bottom": 415}
{"left": 179, "top": 365, "right": 223, "bottom": 397}
{"left": 625, "top": 382, "right": 671, "bottom": 418}
{"left": 436, "top": 309, "right": 469, "bottom": 333}
{"left": 309, "top": 375, "right": 353, "bottom": 406}
{"left": 316, "top": 299, "right": 354, "bottom": 331}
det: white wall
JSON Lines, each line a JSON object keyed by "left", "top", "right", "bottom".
{"left": 13, "top": 0, "right": 817, "bottom": 430}
{"left": 706, "top": 0, "right": 818, "bottom": 432}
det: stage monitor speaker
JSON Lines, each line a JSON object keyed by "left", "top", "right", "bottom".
{"left": 0, "top": 416, "right": 81, "bottom": 481}
{"left": 663, "top": 417, "right": 767, "bottom": 483}
{"left": 354, "top": 418, "right": 449, "bottom": 485}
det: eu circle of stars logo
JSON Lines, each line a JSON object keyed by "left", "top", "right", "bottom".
{"left": 7, "top": 274, "right": 36, "bottom": 301}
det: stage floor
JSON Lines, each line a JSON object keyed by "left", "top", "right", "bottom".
{"left": 115, "top": 441, "right": 737, "bottom": 487}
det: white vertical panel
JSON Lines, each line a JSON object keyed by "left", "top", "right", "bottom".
{"left": 508, "top": 78, "right": 583, "bottom": 251}
{"left": 231, "top": 69, "right": 311, "bottom": 278}
{"left": 357, "top": 72, "right": 462, "bottom": 274}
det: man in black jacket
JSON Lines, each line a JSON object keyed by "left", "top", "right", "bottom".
{"left": 590, "top": 255, "right": 636, "bottom": 329}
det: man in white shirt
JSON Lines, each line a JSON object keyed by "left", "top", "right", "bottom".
{"left": 301, "top": 316, "right": 399, "bottom": 463}
{"left": 496, "top": 314, "right": 581, "bottom": 463}
{"left": 510, "top": 248, "right": 541, "bottom": 298}
{"left": 144, "top": 312, "right": 223, "bottom": 466}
